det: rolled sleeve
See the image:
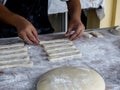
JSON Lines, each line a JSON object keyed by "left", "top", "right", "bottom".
{"left": 48, "top": 0, "right": 68, "bottom": 14}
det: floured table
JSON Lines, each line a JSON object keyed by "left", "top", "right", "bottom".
{"left": 0, "top": 28, "right": 120, "bottom": 90}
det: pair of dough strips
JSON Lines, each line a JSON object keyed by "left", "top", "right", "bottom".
{"left": 83, "top": 32, "right": 104, "bottom": 38}
{"left": 40, "top": 39, "right": 82, "bottom": 61}
{"left": 0, "top": 43, "right": 33, "bottom": 69}
{"left": 0, "top": 60, "right": 32, "bottom": 69}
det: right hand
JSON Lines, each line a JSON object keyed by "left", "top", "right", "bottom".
{"left": 15, "top": 16, "right": 40, "bottom": 44}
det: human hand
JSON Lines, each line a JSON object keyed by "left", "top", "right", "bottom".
{"left": 15, "top": 17, "right": 40, "bottom": 44}
{"left": 65, "top": 19, "right": 85, "bottom": 40}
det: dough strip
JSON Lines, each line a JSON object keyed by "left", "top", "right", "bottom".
{"left": 40, "top": 39, "right": 69, "bottom": 44}
{"left": 48, "top": 50, "right": 80, "bottom": 56}
{"left": 0, "top": 43, "right": 24, "bottom": 50}
{"left": 44, "top": 45, "right": 76, "bottom": 51}
{"left": 42, "top": 42, "right": 73, "bottom": 48}
{"left": 0, "top": 57, "right": 29, "bottom": 63}
{"left": 48, "top": 52, "right": 82, "bottom": 61}
{"left": 46, "top": 48, "right": 77, "bottom": 54}
{"left": 0, "top": 52, "right": 28, "bottom": 59}
{"left": 0, "top": 47, "right": 27, "bottom": 55}
{"left": 0, "top": 61, "right": 33, "bottom": 69}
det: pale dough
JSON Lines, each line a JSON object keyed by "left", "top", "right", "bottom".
{"left": 42, "top": 42, "right": 73, "bottom": 48}
{"left": 0, "top": 43, "right": 33, "bottom": 69}
{"left": 48, "top": 50, "right": 80, "bottom": 57}
{"left": 0, "top": 43, "right": 24, "bottom": 50}
{"left": 110, "top": 26, "right": 120, "bottom": 35}
{"left": 0, "top": 57, "right": 29, "bottom": 63}
{"left": 0, "top": 47, "right": 27, "bottom": 55}
{"left": 83, "top": 32, "right": 93, "bottom": 38}
{"left": 44, "top": 45, "right": 75, "bottom": 51}
{"left": 0, "top": 61, "right": 33, "bottom": 69}
{"left": 41, "top": 39, "right": 82, "bottom": 61}
{"left": 0, "top": 52, "right": 28, "bottom": 59}
{"left": 37, "top": 67, "right": 105, "bottom": 90}
{"left": 40, "top": 39, "right": 69, "bottom": 44}
{"left": 48, "top": 51, "right": 82, "bottom": 61}
{"left": 46, "top": 46, "right": 76, "bottom": 53}
{"left": 90, "top": 32, "right": 104, "bottom": 38}
{"left": 46, "top": 48, "right": 77, "bottom": 55}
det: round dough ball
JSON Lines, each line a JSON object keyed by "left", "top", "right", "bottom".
{"left": 37, "top": 67, "right": 105, "bottom": 90}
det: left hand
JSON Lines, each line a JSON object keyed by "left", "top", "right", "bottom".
{"left": 65, "top": 19, "right": 85, "bottom": 40}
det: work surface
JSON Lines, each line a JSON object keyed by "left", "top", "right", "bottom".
{"left": 0, "top": 28, "right": 120, "bottom": 90}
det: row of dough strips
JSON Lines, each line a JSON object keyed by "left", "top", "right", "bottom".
{"left": 40, "top": 39, "right": 82, "bottom": 61}
{"left": 0, "top": 43, "right": 33, "bottom": 69}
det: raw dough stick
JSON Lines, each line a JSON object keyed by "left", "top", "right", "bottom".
{"left": 46, "top": 46, "right": 76, "bottom": 52}
{"left": 0, "top": 47, "right": 27, "bottom": 55}
{"left": 44, "top": 45, "right": 75, "bottom": 51}
{"left": 90, "top": 32, "right": 104, "bottom": 38}
{"left": 42, "top": 42, "right": 73, "bottom": 48}
{"left": 48, "top": 52, "right": 82, "bottom": 61}
{"left": 42, "top": 40, "right": 72, "bottom": 46}
{"left": 0, "top": 61, "right": 33, "bottom": 69}
{"left": 0, "top": 57, "right": 29, "bottom": 63}
{"left": 83, "top": 32, "right": 93, "bottom": 38}
{"left": 48, "top": 50, "right": 80, "bottom": 57}
{"left": 0, "top": 59, "right": 29, "bottom": 65}
{"left": 40, "top": 39, "right": 69, "bottom": 44}
{"left": 46, "top": 48, "right": 77, "bottom": 54}
{"left": 0, "top": 46, "right": 25, "bottom": 51}
{"left": 0, "top": 43, "right": 24, "bottom": 50}
{"left": 0, "top": 52, "right": 28, "bottom": 59}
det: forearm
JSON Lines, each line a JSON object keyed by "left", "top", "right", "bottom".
{"left": 67, "top": 0, "right": 81, "bottom": 21}
{"left": 0, "top": 3, "right": 26, "bottom": 27}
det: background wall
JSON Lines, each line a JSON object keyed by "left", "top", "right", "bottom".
{"left": 99, "top": 0, "right": 120, "bottom": 28}
{"left": 87, "top": 0, "right": 120, "bottom": 29}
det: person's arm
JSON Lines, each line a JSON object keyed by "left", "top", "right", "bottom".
{"left": 0, "top": 3, "right": 39, "bottom": 44}
{"left": 65, "top": 0, "right": 85, "bottom": 40}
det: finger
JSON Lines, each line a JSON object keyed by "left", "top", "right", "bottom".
{"left": 65, "top": 24, "right": 73, "bottom": 37}
{"left": 74, "top": 26, "right": 84, "bottom": 40}
{"left": 32, "top": 30, "right": 40, "bottom": 43}
{"left": 73, "top": 29, "right": 84, "bottom": 40}
{"left": 23, "top": 34, "right": 33, "bottom": 44}
{"left": 70, "top": 28, "right": 81, "bottom": 40}
{"left": 27, "top": 31, "right": 38, "bottom": 44}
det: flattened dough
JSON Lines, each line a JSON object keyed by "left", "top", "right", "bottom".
{"left": 37, "top": 67, "right": 105, "bottom": 90}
